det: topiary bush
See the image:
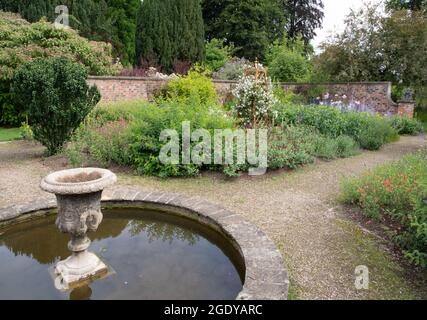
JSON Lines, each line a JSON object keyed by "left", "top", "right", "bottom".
{"left": 12, "top": 57, "right": 100, "bottom": 155}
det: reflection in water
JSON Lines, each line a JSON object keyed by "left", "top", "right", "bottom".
{"left": 129, "top": 219, "right": 199, "bottom": 245}
{"left": 0, "top": 208, "right": 244, "bottom": 300}
{"left": 0, "top": 215, "right": 128, "bottom": 265}
{"left": 70, "top": 286, "right": 92, "bottom": 300}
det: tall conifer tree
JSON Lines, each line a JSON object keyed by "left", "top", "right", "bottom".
{"left": 136, "top": 0, "right": 205, "bottom": 72}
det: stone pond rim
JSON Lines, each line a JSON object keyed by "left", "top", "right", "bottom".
{"left": 0, "top": 186, "right": 289, "bottom": 300}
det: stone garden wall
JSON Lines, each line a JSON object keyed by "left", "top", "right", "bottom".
{"left": 88, "top": 76, "right": 412, "bottom": 116}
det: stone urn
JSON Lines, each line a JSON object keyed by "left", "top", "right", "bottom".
{"left": 40, "top": 168, "right": 117, "bottom": 290}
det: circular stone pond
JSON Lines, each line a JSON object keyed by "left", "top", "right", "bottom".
{"left": 0, "top": 208, "right": 244, "bottom": 300}
{"left": 0, "top": 188, "right": 289, "bottom": 300}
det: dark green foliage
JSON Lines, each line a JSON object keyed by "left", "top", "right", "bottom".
{"left": 0, "top": 80, "right": 26, "bottom": 126}
{"left": 105, "top": 0, "right": 140, "bottom": 66}
{"left": 284, "top": 0, "right": 325, "bottom": 47}
{"left": 202, "top": 0, "right": 286, "bottom": 61}
{"left": 11, "top": 58, "right": 100, "bottom": 155}
{"left": 136, "top": 0, "right": 205, "bottom": 72}
{"left": 67, "top": 99, "right": 234, "bottom": 178}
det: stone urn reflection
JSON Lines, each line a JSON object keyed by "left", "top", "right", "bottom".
{"left": 40, "top": 168, "right": 117, "bottom": 290}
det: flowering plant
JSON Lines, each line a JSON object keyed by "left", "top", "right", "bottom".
{"left": 232, "top": 63, "right": 277, "bottom": 128}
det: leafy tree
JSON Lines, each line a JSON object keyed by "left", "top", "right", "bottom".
{"left": 283, "top": 0, "right": 325, "bottom": 47}
{"left": 136, "top": 0, "right": 205, "bottom": 72}
{"left": 266, "top": 38, "right": 311, "bottom": 82}
{"left": 11, "top": 57, "right": 100, "bottom": 155}
{"left": 314, "top": 4, "right": 427, "bottom": 107}
{"left": 204, "top": 39, "right": 233, "bottom": 72}
{"left": 313, "top": 3, "right": 384, "bottom": 82}
{"left": 202, "top": 0, "right": 286, "bottom": 61}
{"left": 315, "top": 4, "right": 427, "bottom": 86}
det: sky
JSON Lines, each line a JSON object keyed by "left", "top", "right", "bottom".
{"left": 312, "top": 0, "right": 383, "bottom": 52}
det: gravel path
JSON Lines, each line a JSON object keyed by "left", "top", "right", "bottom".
{"left": 1, "top": 136, "right": 427, "bottom": 300}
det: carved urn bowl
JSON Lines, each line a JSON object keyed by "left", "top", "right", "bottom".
{"left": 40, "top": 168, "right": 117, "bottom": 290}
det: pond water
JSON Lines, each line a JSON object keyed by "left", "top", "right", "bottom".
{"left": 0, "top": 208, "right": 244, "bottom": 300}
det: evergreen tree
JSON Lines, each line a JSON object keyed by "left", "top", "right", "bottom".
{"left": 136, "top": 0, "right": 205, "bottom": 72}
{"left": 283, "top": 0, "right": 324, "bottom": 47}
{"left": 106, "top": 0, "right": 140, "bottom": 66}
{"left": 202, "top": 0, "right": 286, "bottom": 61}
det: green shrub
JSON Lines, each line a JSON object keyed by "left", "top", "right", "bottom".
{"left": 67, "top": 99, "right": 235, "bottom": 177}
{"left": 232, "top": 69, "right": 277, "bottom": 128}
{"left": 336, "top": 135, "right": 359, "bottom": 158}
{"left": 12, "top": 57, "right": 100, "bottom": 155}
{"left": 314, "top": 136, "right": 339, "bottom": 160}
{"left": 0, "top": 80, "right": 26, "bottom": 126}
{"left": 416, "top": 108, "right": 427, "bottom": 131}
{"left": 0, "top": 12, "right": 121, "bottom": 81}
{"left": 389, "top": 116, "right": 424, "bottom": 135}
{"left": 274, "top": 104, "right": 399, "bottom": 150}
{"left": 19, "top": 122, "right": 33, "bottom": 140}
{"left": 160, "top": 69, "right": 218, "bottom": 106}
{"left": 0, "top": 12, "right": 119, "bottom": 127}
{"left": 266, "top": 39, "right": 311, "bottom": 82}
{"left": 340, "top": 149, "right": 427, "bottom": 268}
{"left": 204, "top": 39, "right": 233, "bottom": 72}
{"left": 267, "top": 126, "right": 315, "bottom": 170}
{"left": 358, "top": 118, "right": 396, "bottom": 150}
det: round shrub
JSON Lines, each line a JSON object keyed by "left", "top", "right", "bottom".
{"left": 160, "top": 69, "right": 218, "bottom": 106}
{"left": 268, "top": 49, "right": 311, "bottom": 82}
{"left": 11, "top": 57, "right": 101, "bottom": 155}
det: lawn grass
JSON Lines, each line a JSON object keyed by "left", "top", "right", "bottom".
{"left": 0, "top": 127, "right": 21, "bottom": 141}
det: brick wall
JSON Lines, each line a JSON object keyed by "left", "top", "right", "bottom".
{"left": 88, "top": 76, "right": 402, "bottom": 116}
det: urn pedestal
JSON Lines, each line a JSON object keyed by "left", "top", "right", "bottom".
{"left": 40, "top": 168, "right": 117, "bottom": 290}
